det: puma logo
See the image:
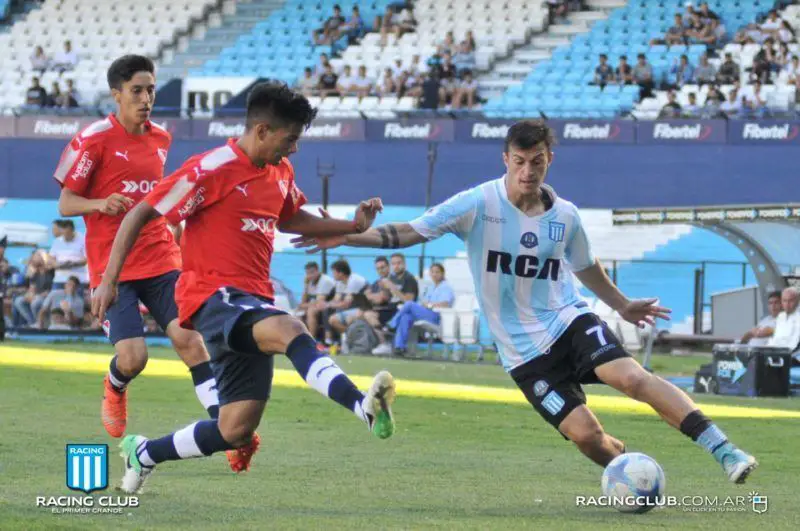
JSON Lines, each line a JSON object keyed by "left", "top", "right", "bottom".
{"left": 114, "top": 150, "right": 129, "bottom": 161}
{"left": 235, "top": 184, "right": 248, "bottom": 197}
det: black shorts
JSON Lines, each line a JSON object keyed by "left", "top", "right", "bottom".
{"left": 191, "top": 286, "right": 287, "bottom": 406}
{"left": 510, "top": 313, "right": 632, "bottom": 439}
{"left": 99, "top": 270, "right": 180, "bottom": 345}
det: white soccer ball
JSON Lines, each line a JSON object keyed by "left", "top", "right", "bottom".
{"left": 601, "top": 452, "right": 665, "bottom": 514}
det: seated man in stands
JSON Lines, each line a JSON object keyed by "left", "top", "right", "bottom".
{"left": 36, "top": 275, "right": 84, "bottom": 329}
{"left": 358, "top": 256, "right": 395, "bottom": 341}
{"left": 592, "top": 54, "right": 614, "bottom": 88}
{"left": 326, "top": 259, "right": 368, "bottom": 344}
{"left": 651, "top": 14, "right": 687, "bottom": 46}
{"left": 375, "top": 263, "right": 455, "bottom": 356}
{"left": 768, "top": 287, "right": 800, "bottom": 357}
{"left": 297, "top": 261, "right": 336, "bottom": 342}
{"left": 313, "top": 4, "right": 346, "bottom": 46}
{"left": 716, "top": 53, "right": 740, "bottom": 84}
{"left": 451, "top": 70, "right": 478, "bottom": 110}
{"left": 658, "top": 90, "right": 682, "bottom": 118}
{"left": 740, "top": 291, "right": 782, "bottom": 346}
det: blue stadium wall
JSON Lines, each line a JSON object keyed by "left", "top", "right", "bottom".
{"left": 1, "top": 139, "right": 797, "bottom": 206}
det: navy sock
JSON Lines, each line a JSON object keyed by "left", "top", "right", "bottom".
{"left": 137, "top": 420, "right": 234, "bottom": 467}
{"left": 190, "top": 361, "right": 220, "bottom": 419}
{"left": 107, "top": 355, "right": 132, "bottom": 392}
{"left": 285, "top": 334, "right": 367, "bottom": 421}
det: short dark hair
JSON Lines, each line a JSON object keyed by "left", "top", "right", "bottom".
{"left": 768, "top": 290, "right": 782, "bottom": 300}
{"left": 67, "top": 275, "right": 80, "bottom": 286}
{"left": 51, "top": 308, "right": 66, "bottom": 318}
{"left": 504, "top": 120, "right": 555, "bottom": 153}
{"left": 637, "top": 53, "right": 646, "bottom": 59}
{"left": 107, "top": 55, "right": 155, "bottom": 91}
{"left": 55, "top": 219, "right": 75, "bottom": 231}
{"left": 599, "top": 53, "right": 607, "bottom": 59}
{"left": 245, "top": 81, "right": 317, "bottom": 131}
{"left": 331, "top": 259, "right": 351, "bottom": 276}
{"left": 390, "top": 253, "right": 405, "bottom": 262}
{"left": 375, "top": 256, "right": 389, "bottom": 265}
{"left": 619, "top": 55, "right": 627, "bottom": 60}
{"left": 304, "top": 261, "right": 319, "bottom": 271}
{"left": 430, "top": 263, "right": 445, "bottom": 276}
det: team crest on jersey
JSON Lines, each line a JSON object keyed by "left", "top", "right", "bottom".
{"left": 101, "top": 320, "right": 111, "bottom": 337}
{"left": 548, "top": 222, "right": 566, "bottom": 242}
{"left": 277, "top": 179, "right": 289, "bottom": 198}
{"left": 520, "top": 232, "right": 538, "bottom": 249}
{"left": 157, "top": 148, "right": 168, "bottom": 165}
{"left": 533, "top": 380, "right": 549, "bottom": 397}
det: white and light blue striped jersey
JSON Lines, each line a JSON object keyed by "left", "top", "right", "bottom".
{"left": 409, "top": 177, "right": 595, "bottom": 372}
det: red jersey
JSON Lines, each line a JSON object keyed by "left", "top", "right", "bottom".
{"left": 143, "top": 138, "right": 307, "bottom": 326}
{"left": 53, "top": 114, "right": 182, "bottom": 288}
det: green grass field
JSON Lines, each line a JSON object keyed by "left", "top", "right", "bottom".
{"left": 1, "top": 342, "right": 799, "bottom": 530}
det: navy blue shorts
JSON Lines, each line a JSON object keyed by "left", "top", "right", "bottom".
{"left": 100, "top": 270, "right": 180, "bottom": 345}
{"left": 191, "top": 286, "right": 287, "bottom": 406}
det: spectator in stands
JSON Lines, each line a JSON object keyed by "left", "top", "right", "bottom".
{"left": 691, "top": 16, "right": 721, "bottom": 48}
{"left": 592, "top": 54, "right": 613, "bottom": 88}
{"left": 781, "top": 55, "right": 800, "bottom": 84}
{"left": 24, "top": 77, "right": 47, "bottom": 108}
{"left": 326, "top": 259, "right": 368, "bottom": 341}
{"left": 30, "top": 45, "right": 49, "bottom": 76}
{"left": 683, "top": 92, "right": 701, "bottom": 117}
{"left": 376, "top": 67, "right": 397, "bottom": 97}
{"left": 52, "top": 40, "right": 78, "bottom": 74}
{"left": 698, "top": 2, "right": 718, "bottom": 22}
{"left": 298, "top": 261, "right": 336, "bottom": 342}
{"left": 315, "top": 53, "right": 332, "bottom": 77}
{"left": 440, "top": 31, "right": 457, "bottom": 56}
{"left": 337, "top": 64, "right": 357, "bottom": 96}
{"left": 720, "top": 87, "right": 742, "bottom": 117}
{"left": 453, "top": 41, "right": 477, "bottom": 77}
{"left": 385, "top": 253, "right": 418, "bottom": 304}
{"left": 668, "top": 54, "right": 694, "bottom": 89}
{"left": 46, "top": 219, "right": 87, "bottom": 289}
{"left": 694, "top": 54, "right": 717, "bottom": 85}
{"left": 427, "top": 46, "right": 445, "bottom": 77}
{"left": 297, "top": 67, "right": 317, "bottom": 97}
{"left": 313, "top": 4, "right": 346, "bottom": 46}
{"left": 777, "top": 20, "right": 796, "bottom": 44}
{"left": 358, "top": 256, "right": 396, "bottom": 342}
{"left": 317, "top": 64, "right": 339, "bottom": 97}
{"left": 614, "top": 55, "right": 633, "bottom": 85}
{"left": 417, "top": 70, "right": 442, "bottom": 110}
{"left": 751, "top": 41, "right": 776, "bottom": 83}
{"left": 658, "top": 90, "right": 682, "bottom": 118}
{"left": 740, "top": 291, "right": 782, "bottom": 346}
{"left": 12, "top": 250, "right": 53, "bottom": 327}
{"left": 451, "top": 69, "right": 478, "bottom": 109}
{"left": 439, "top": 52, "right": 458, "bottom": 100}
{"left": 47, "top": 81, "right": 62, "bottom": 108}
{"left": 464, "top": 30, "right": 477, "bottom": 53}
{"left": 379, "top": 7, "right": 416, "bottom": 47}
{"left": 702, "top": 87, "right": 724, "bottom": 118}
{"left": 767, "top": 287, "right": 800, "bottom": 354}
{"left": 47, "top": 308, "right": 71, "bottom": 331}
{"left": 341, "top": 6, "right": 365, "bottom": 45}
{"left": 760, "top": 10, "right": 784, "bottom": 40}
{"left": 36, "top": 275, "right": 84, "bottom": 329}
{"left": 399, "top": 65, "right": 422, "bottom": 99}
{"left": 775, "top": 42, "right": 791, "bottom": 71}
{"left": 407, "top": 54, "right": 427, "bottom": 77}
{"left": 352, "top": 65, "right": 374, "bottom": 98}
{"left": 0, "top": 236, "right": 14, "bottom": 340}
{"left": 651, "top": 14, "right": 686, "bottom": 46}
{"left": 376, "top": 263, "right": 455, "bottom": 356}
{"left": 706, "top": 85, "right": 724, "bottom": 105}
{"left": 716, "top": 52, "right": 740, "bottom": 84}
{"left": 633, "top": 53, "right": 655, "bottom": 99}
{"left": 60, "top": 79, "right": 80, "bottom": 108}
{"left": 742, "top": 80, "right": 769, "bottom": 118}
{"left": 547, "top": 0, "right": 568, "bottom": 25}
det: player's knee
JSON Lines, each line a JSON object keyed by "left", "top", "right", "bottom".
{"left": 170, "top": 329, "right": 209, "bottom": 366}
{"left": 254, "top": 315, "right": 309, "bottom": 354}
{"left": 569, "top": 424, "right": 606, "bottom": 450}
{"left": 115, "top": 344, "right": 148, "bottom": 376}
{"left": 616, "top": 370, "right": 651, "bottom": 400}
{"left": 219, "top": 422, "right": 257, "bottom": 448}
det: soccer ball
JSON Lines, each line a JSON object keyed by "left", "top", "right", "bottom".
{"left": 601, "top": 452, "right": 665, "bottom": 514}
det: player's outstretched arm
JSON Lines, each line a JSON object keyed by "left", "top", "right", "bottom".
{"left": 292, "top": 222, "right": 428, "bottom": 253}
{"left": 58, "top": 188, "right": 134, "bottom": 217}
{"left": 279, "top": 198, "right": 384, "bottom": 236}
{"left": 574, "top": 260, "right": 671, "bottom": 328}
{"left": 91, "top": 202, "right": 160, "bottom": 320}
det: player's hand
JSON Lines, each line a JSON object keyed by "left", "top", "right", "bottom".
{"left": 618, "top": 298, "right": 671, "bottom": 329}
{"left": 91, "top": 281, "right": 118, "bottom": 322}
{"left": 291, "top": 234, "right": 347, "bottom": 253}
{"left": 353, "top": 198, "right": 383, "bottom": 233}
{"left": 100, "top": 193, "right": 135, "bottom": 216}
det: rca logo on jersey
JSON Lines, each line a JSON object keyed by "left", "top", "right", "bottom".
{"left": 178, "top": 186, "right": 206, "bottom": 217}
{"left": 121, "top": 181, "right": 157, "bottom": 194}
{"left": 741, "top": 123, "right": 799, "bottom": 140}
{"left": 485, "top": 250, "right": 560, "bottom": 280}
{"left": 652, "top": 123, "right": 712, "bottom": 140}
{"left": 241, "top": 218, "right": 277, "bottom": 234}
{"left": 71, "top": 151, "right": 94, "bottom": 180}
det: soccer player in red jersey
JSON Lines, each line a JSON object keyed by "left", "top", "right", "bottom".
{"left": 92, "top": 82, "right": 396, "bottom": 493}
{"left": 53, "top": 55, "right": 257, "bottom": 472}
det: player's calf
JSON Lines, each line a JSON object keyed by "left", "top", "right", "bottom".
{"left": 559, "top": 406, "right": 624, "bottom": 467}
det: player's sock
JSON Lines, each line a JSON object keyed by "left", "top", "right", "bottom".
{"left": 136, "top": 420, "right": 234, "bottom": 466}
{"left": 189, "top": 361, "right": 220, "bottom": 419}
{"left": 679, "top": 410, "right": 730, "bottom": 459}
{"left": 285, "top": 334, "right": 368, "bottom": 423}
{"left": 108, "top": 355, "right": 132, "bottom": 392}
